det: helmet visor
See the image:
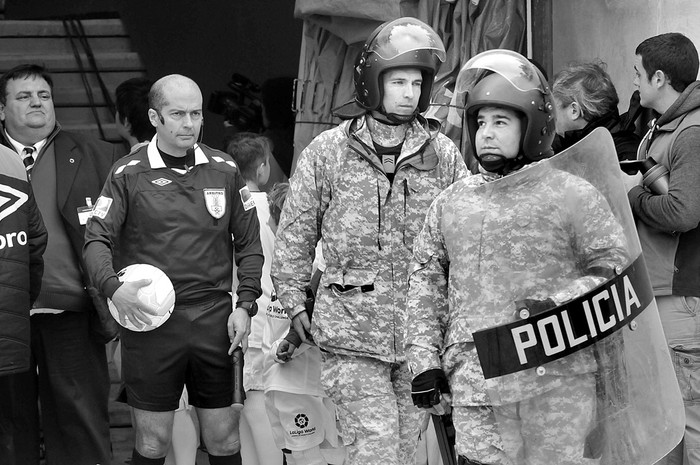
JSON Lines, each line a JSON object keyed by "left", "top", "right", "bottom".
{"left": 456, "top": 49, "right": 547, "bottom": 95}
{"left": 369, "top": 18, "right": 446, "bottom": 63}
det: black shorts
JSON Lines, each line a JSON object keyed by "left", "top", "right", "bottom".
{"left": 121, "top": 293, "right": 233, "bottom": 412}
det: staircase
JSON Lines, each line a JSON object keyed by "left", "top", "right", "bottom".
{"left": 0, "top": 17, "right": 146, "bottom": 144}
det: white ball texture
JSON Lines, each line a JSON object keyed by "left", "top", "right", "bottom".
{"left": 108, "top": 263, "right": 176, "bottom": 332}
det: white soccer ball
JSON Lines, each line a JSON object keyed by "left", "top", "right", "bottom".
{"left": 107, "top": 263, "right": 176, "bottom": 332}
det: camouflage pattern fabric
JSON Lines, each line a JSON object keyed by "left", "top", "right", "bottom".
{"left": 273, "top": 114, "right": 467, "bottom": 362}
{"left": 272, "top": 113, "right": 467, "bottom": 465}
{"left": 406, "top": 162, "right": 627, "bottom": 462}
{"left": 320, "top": 352, "right": 423, "bottom": 465}
{"left": 452, "top": 374, "right": 597, "bottom": 465}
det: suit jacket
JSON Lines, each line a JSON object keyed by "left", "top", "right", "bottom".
{"left": 1, "top": 125, "right": 122, "bottom": 341}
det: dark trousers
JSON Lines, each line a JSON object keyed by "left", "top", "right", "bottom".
{"left": 0, "top": 369, "right": 40, "bottom": 465}
{"left": 6, "top": 311, "right": 112, "bottom": 465}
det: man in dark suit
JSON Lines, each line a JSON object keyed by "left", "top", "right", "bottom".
{"left": 0, "top": 64, "right": 120, "bottom": 465}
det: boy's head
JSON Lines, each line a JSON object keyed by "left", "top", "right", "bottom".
{"left": 461, "top": 50, "right": 555, "bottom": 174}
{"left": 268, "top": 181, "right": 289, "bottom": 226}
{"left": 226, "top": 132, "right": 272, "bottom": 185}
{"left": 115, "top": 77, "right": 155, "bottom": 143}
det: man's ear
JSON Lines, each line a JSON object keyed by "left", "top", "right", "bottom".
{"left": 256, "top": 160, "right": 267, "bottom": 182}
{"left": 570, "top": 101, "right": 582, "bottom": 120}
{"left": 653, "top": 70, "right": 667, "bottom": 89}
{"left": 0, "top": 103, "right": 5, "bottom": 122}
{"left": 147, "top": 108, "right": 159, "bottom": 128}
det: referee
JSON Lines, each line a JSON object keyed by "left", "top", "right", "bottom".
{"left": 84, "top": 74, "right": 263, "bottom": 465}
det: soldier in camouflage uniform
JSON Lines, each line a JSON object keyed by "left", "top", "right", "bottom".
{"left": 271, "top": 17, "right": 468, "bottom": 465}
{"left": 406, "top": 50, "right": 628, "bottom": 464}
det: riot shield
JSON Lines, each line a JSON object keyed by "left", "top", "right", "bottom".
{"left": 469, "top": 128, "right": 684, "bottom": 464}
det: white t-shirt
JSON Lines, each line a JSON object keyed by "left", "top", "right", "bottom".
{"left": 233, "top": 191, "right": 283, "bottom": 390}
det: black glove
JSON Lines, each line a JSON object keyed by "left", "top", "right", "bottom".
{"left": 514, "top": 298, "right": 556, "bottom": 318}
{"left": 411, "top": 369, "right": 449, "bottom": 408}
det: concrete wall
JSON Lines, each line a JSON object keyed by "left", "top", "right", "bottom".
{"left": 552, "top": 0, "right": 700, "bottom": 112}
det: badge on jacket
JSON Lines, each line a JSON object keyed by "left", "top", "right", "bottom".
{"left": 204, "top": 188, "right": 227, "bottom": 219}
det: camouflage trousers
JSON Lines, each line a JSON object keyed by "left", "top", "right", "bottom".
{"left": 445, "top": 344, "right": 599, "bottom": 464}
{"left": 320, "top": 352, "right": 422, "bottom": 465}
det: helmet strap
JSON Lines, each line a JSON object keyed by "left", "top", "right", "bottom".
{"left": 476, "top": 153, "right": 527, "bottom": 176}
{"left": 371, "top": 107, "right": 418, "bottom": 125}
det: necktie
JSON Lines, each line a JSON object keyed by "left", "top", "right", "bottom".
{"left": 22, "top": 146, "right": 35, "bottom": 173}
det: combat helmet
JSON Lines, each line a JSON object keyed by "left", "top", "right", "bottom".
{"left": 459, "top": 49, "right": 555, "bottom": 172}
{"left": 352, "top": 17, "right": 446, "bottom": 122}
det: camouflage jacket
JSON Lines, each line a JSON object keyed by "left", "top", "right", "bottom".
{"left": 272, "top": 115, "right": 468, "bottom": 362}
{"left": 405, "top": 162, "right": 628, "bottom": 404}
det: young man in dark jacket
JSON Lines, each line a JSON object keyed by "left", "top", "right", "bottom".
{"left": 622, "top": 32, "right": 700, "bottom": 465}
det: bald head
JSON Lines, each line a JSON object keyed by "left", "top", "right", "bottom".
{"left": 147, "top": 74, "right": 203, "bottom": 156}
{"left": 149, "top": 74, "right": 201, "bottom": 112}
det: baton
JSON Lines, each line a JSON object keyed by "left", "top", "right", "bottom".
{"left": 231, "top": 346, "right": 246, "bottom": 410}
{"left": 432, "top": 413, "right": 457, "bottom": 465}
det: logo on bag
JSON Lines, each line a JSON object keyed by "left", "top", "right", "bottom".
{"left": 294, "top": 413, "right": 309, "bottom": 428}
{"left": 203, "top": 188, "right": 226, "bottom": 219}
{"left": 289, "top": 412, "right": 316, "bottom": 437}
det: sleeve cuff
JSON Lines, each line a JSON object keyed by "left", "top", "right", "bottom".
{"left": 103, "top": 276, "right": 122, "bottom": 299}
{"left": 286, "top": 303, "right": 307, "bottom": 319}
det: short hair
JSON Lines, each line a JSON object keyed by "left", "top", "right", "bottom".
{"left": 0, "top": 64, "right": 53, "bottom": 105}
{"left": 116, "top": 77, "right": 155, "bottom": 142}
{"left": 225, "top": 132, "right": 271, "bottom": 182}
{"left": 552, "top": 61, "right": 619, "bottom": 121}
{"left": 636, "top": 33, "right": 699, "bottom": 93}
{"left": 268, "top": 182, "right": 289, "bottom": 226}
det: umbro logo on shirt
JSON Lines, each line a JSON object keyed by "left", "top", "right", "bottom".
{"left": 0, "top": 183, "right": 28, "bottom": 222}
{"left": 151, "top": 178, "right": 172, "bottom": 186}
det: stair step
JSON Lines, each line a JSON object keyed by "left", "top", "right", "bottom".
{"left": 0, "top": 52, "right": 145, "bottom": 73}
{"left": 0, "top": 19, "right": 127, "bottom": 37}
{"left": 0, "top": 36, "right": 136, "bottom": 54}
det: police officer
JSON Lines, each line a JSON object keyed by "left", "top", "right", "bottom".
{"left": 271, "top": 17, "right": 468, "bottom": 465}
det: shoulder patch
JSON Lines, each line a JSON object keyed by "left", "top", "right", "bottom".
{"left": 115, "top": 160, "right": 141, "bottom": 175}
{"left": 92, "top": 196, "right": 113, "bottom": 219}
{"left": 239, "top": 186, "right": 256, "bottom": 211}
{"left": 211, "top": 155, "right": 238, "bottom": 170}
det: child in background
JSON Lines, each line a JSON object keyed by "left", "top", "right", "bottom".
{"left": 226, "top": 133, "right": 284, "bottom": 465}
{"left": 263, "top": 184, "right": 345, "bottom": 465}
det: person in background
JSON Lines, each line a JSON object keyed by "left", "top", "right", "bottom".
{"left": 272, "top": 17, "right": 468, "bottom": 465}
{"left": 84, "top": 74, "right": 263, "bottom": 465}
{"left": 0, "top": 143, "right": 47, "bottom": 465}
{"left": 623, "top": 32, "right": 700, "bottom": 465}
{"left": 551, "top": 60, "right": 641, "bottom": 160}
{"left": 0, "top": 63, "right": 119, "bottom": 465}
{"left": 115, "top": 77, "right": 156, "bottom": 152}
{"left": 264, "top": 181, "right": 345, "bottom": 465}
{"left": 226, "top": 132, "right": 283, "bottom": 465}
{"left": 112, "top": 75, "right": 200, "bottom": 465}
